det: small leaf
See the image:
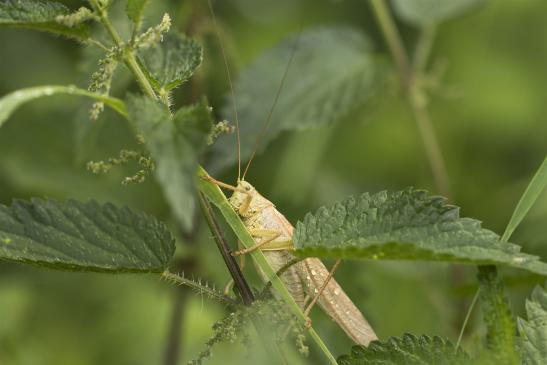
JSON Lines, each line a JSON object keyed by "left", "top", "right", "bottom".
{"left": 501, "top": 156, "right": 547, "bottom": 242}
{"left": 518, "top": 285, "right": 547, "bottom": 365}
{"left": 138, "top": 31, "right": 203, "bottom": 92}
{"left": 391, "top": 0, "right": 486, "bottom": 26}
{"left": 0, "top": 0, "right": 90, "bottom": 40}
{"left": 477, "top": 266, "right": 520, "bottom": 364}
{"left": 209, "top": 26, "right": 384, "bottom": 173}
{"left": 294, "top": 189, "right": 547, "bottom": 276}
{"left": 126, "top": 0, "right": 150, "bottom": 27}
{"left": 338, "top": 334, "right": 471, "bottom": 365}
{"left": 0, "top": 198, "right": 175, "bottom": 272}
{"left": 0, "top": 85, "right": 128, "bottom": 128}
{"left": 127, "top": 95, "right": 213, "bottom": 230}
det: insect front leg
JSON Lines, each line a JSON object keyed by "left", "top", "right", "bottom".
{"left": 232, "top": 229, "right": 292, "bottom": 256}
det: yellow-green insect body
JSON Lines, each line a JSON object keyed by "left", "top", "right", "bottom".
{"left": 229, "top": 180, "right": 378, "bottom": 346}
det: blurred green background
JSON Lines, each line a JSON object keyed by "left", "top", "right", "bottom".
{"left": 0, "top": 0, "right": 546, "bottom": 364}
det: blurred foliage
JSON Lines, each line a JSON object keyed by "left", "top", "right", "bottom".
{"left": 0, "top": 0, "right": 546, "bottom": 364}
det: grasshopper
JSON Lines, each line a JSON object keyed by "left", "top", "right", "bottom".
{"left": 205, "top": 0, "right": 377, "bottom": 347}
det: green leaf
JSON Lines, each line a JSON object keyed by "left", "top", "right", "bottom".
{"left": 126, "top": 0, "right": 150, "bottom": 27}
{"left": 0, "top": 198, "right": 175, "bottom": 272}
{"left": 138, "top": 31, "right": 203, "bottom": 92}
{"left": 293, "top": 189, "right": 547, "bottom": 276}
{"left": 0, "top": 0, "right": 90, "bottom": 40}
{"left": 127, "top": 95, "right": 213, "bottom": 230}
{"left": 477, "top": 266, "right": 520, "bottom": 364}
{"left": 209, "top": 26, "right": 384, "bottom": 173}
{"left": 518, "top": 285, "right": 547, "bottom": 365}
{"left": 0, "top": 85, "right": 128, "bottom": 128}
{"left": 391, "top": 0, "right": 486, "bottom": 26}
{"left": 501, "top": 156, "right": 547, "bottom": 242}
{"left": 338, "top": 334, "right": 471, "bottom": 365}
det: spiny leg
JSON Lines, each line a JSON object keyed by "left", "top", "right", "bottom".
{"left": 303, "top": 259, "right": 343, "bottom": 328}
{"left": 232, "top": 228, "right": 291, "bottom": 256}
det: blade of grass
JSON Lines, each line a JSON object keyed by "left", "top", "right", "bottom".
{"left": 501, "top": 156, "right": 547, "bottom": 243}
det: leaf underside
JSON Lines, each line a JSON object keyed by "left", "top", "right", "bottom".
{"left": 0, "top": 0, "right": 90, "bottom": 40}
{"left": 338, "top": 334, "right": 470, "bottom": 365}
{"left": 294, "top": 188, "right": 547, "bottom": 275}
{"left": 138, "top": 31, "right": 203, "bottom": 92}
{"left": 126, "top": 95, "right": 213, "bottom": 231}
{"left": 518, "top": 285, "right": 547, "bottom": 365}
{"left": 209, "top": 26, "right": 384, "bottom": 173}
{"left": 0, "top": 198, "right": 175, "bottom": 272}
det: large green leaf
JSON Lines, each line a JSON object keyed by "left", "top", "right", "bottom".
{"left": 0, "top": 0, "right": 90, "bottom": 40}
{"left": 294, "top": 189, "right": 547, "bottom": 275}
{"left": 0, "top": 85, "right": 128, "bottom": 128}
{"left": 338, "top": 334, "right": 470, "bottom": 365}
{"left": 518, "top": 285, "right": 547, "bottom": 365}
{"left": 391, "top": 0, "right": 486, "bottom": 26}
{"left": 127, "top": 95, "right": 213, "bottom": 230}
{"left": 0, "top": 198, "right": 174, "bottom": 272}
{"left": 138, "top": 31, "right": 203, "bottom": 92}
{"left": 209, "top": 26, "right": 384, "bottom": 173}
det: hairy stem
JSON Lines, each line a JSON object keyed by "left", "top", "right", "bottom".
{"left": 89, "top": 0, "right": 158, "bottom": 100}
{"left": 162, "top": 270, "right": 235, "bottom": 306}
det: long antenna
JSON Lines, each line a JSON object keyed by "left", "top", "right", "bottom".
{"left": 242, "top": 30, "right": 302, "bottom": 180}
{"left": 207, "top": 0, "right": 241, "bottom": 181}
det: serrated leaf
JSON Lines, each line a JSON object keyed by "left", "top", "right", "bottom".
{"left": 338, "top": 334, "right": 471, "bottom": 365}
{"left": 294, "top": 189, "right": 547, "bottom": 276}
{"left": 127, "top": 95, "right": 213, "bottom": 230}
{"left": 0, "top": 85, "right": 128, "bottom": 128}
{"left": 126, "top": 0, "right": 149, "bottom": 27}
{"left": 477, "top": 266, "right": 520, "bottom": 364}
{"left": 209, "top": 26, "right": 384, "bottom": 173}
{"left": 391, "top": 0, "right": 486, "bottom": 26}
{"left": 138, "top": 31, "right": 202, "bottom": 92}
{"left": 0, "top": 0, "right": 90, "bottom": 40}
{"left": 0, "top": 198, "right": 175, "bottom": 272}
{"left": 518, "top": 285, "right": 547, "bottom": 365}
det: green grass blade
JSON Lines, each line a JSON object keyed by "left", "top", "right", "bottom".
{"left": 501, "top": 156, "right": 547, "bottom": 243}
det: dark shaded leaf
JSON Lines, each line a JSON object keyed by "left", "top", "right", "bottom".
{"left": 294, "top": 189, "right": 547, "bottom": 275}
{"left": 209, "top": 26, "right": 384, "bottom": 173}
{"left": 0, "top": 198, "right": 174, "bottom": 272}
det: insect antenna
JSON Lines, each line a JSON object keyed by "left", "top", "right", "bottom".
{"left": 242, "top": 31, "right": 302, "bottom": 180}
{"left": 207, "top": 0, "right": 242, "bottom": 181}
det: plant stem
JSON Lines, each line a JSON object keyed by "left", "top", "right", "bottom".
{"left": 162, "top": 270, "right": 235, "bottom": 305}
{"left": 369, "top": 0, "right": 450, "bottom": 198}
{"left": 198, "top": 192, "right": 255, "bottom": 306}
{"left": 89, "top": 0, "right": 158, "bottom": 101}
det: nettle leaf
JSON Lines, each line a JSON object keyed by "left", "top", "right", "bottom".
{"left": 391, "top": 0, "right": 486, "bottom": 26}
{"left": 338, "top": 334, "right": 471, "bottom": 365}
{"left": 127, "top": 95, "right": 213, "bottom": 230}
{"left": 0, "top": 198, "right": 175, "bottom": 272}
{"left": 0, "top": 85, "right": 128, "bottom": 128}
{"left": 209, "top": 26, "right": 384, "bottom": 172}
{"left": 138, "top": 32, "right": 203, "bottom": 92}
{"left": 126, "top": 0, "right": 150, "bottom": 27}
{"left": 294, "top": 189, "right": 547, "bottom": 276}
{"left": 518, "top": 285, "right": 547, "bottom": 365}
{"left": 0, "top": 0, "right": 90, "bottom": 40}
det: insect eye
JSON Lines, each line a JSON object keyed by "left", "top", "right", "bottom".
{"left": 245, "top": 186, "right": 251, "bottom": 191}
